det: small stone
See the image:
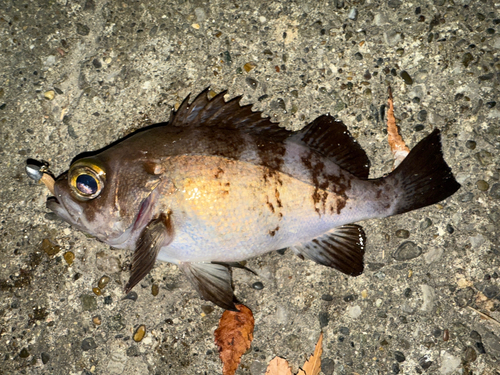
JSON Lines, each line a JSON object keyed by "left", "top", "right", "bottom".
{"left": 420, "top": 218, "right": 432, "bottom": 230}
{"left": 417, "top": 110, "right": 427, "bottom": 121}
{"left": 98, "top": 276, "right": 110, "bottom": 289}
{"left": 347, "top": 8, "right": 358, "bottom": 20}
{"left": 348, "top": 305, "right": 362, "bottom": 319}
{"left": 194, "top": 7, "right": 206, "bottom": 22}
{"left": 454, "top": 287, "right": 474, "bottom": 307}
{"left": 222, "top": 51, "right": 232, "bottom": 65}
{"left": 104, "top": 296, "right": 112, "bottom": 305}
{"left": 151, "top": 283, "right": 159, "bottom": 296}
{"left": 465, "top": 140, "right": 476, "bottom": 150}
{"left": 476, "top": 180, "right": 489, "bottom": 191}
{"left": 400, "top": 71, "right": 413, "bottom": 85}
{"left": 483, "top": 331, "right": 500, "bottom": 357}
{"left": 44, "top": 90, "right": 55, "bottom": 100}
{"left": 404, "top": 288, "right": 412, "bottom": 298}
{"left": 462, "top": 53, "right": 474, "bottom": 67}
{"left": 392, "top": 362, "right": 400, "bottom": 374}
{"left": 392, "top": 241, "right": 422, "bottom": 261}
{"left": 19, "top": 348, "right": 29, "bottom": 358}
{"left": 424, "top": 247, "right": 444, "bottom": 264}
{"left": 127, "top": 345, "right": 141, "bottom": 357}
{"left": 319, "top": 312, "right": 329, "bottom": 328}
{"left": 486, "top": 101, "right": 496, "bottom": 108}
{"left": 420, "top": 284, "right": 436, "bottom": 312}
{"left": 81, "top": 337, "right": 97, "bottom": 351}
{"left": 384, "top": 30, "right": 402, "bottom": 46}
{"left": 475, "top": 150, "right": 493, "bottom": 166}
{"left": 395, "top": 48, "right": 404, "bottom": 56}
{"left": 446, "top": 224, "right": 454, "bottom": 234}
{"left": 76, "top": 23, "right": 90, "bottom": 36}
{"left": 395, "top": 229, "right": 410, "bottom": 239}
{"left": 321, "top": 294, "right": 333, "bottom": 301}
{"left": 354, "top": 52, "right": 363, "bottom": 60}
{"left": 108, "top": 314, "right": 125, "bottom": 332}
{"left": 243, "top": 62, "right": 257, "bottom": 73}
{"left": 63, "top": 251, "right": 75, "bottom": 265}
{"left": 464, "top": 346, "right": 477, "bottom": 362}
{"left": 439, "top": 352, "right": 460, "bottom": 374}
{"left": 245, "top": 77, "right": 258, "bottom": 89}
{"left": 478, "top": 73, "right": 494, "bottom": 81}
{"left": 41, "top": 352, "right": 50, "bottom": 364}
{"left": 92, "top": 287, "right": 102, "bottom": 296}
{"left": 123, "top": 291, "right": 138, "bottom": 301}
{"left": 469, "top": 234, "right": 485, "bottom": 248}
{"left": 201, "top": 305, "right": 214, "bottom": 314}
{"left": 252, "top": 281, "right": 264, "bottom": 290}
{"left": 92, "top": 59, "right": 101, "bottom": 69}
{"left": 489, "top": 183, "right": 500, "bottom": 199}
{"left": 80, "top": 294, "right": 97, "bottom": 311}
{"left": 41, "top": 238, "right": 61, "bottom": 256}
{"left": 388, "top": 0, "right": 401, "bottom": 8}
{"left": 93, "top": 315, "right": 102, "bottom": 325}
{"left": 322, "top": 358, "right": 335, "bottom": 375}
{"left": 133, "top": 325, "right": 146, "bottom": 342}
{"left": 418, "top": 354, "right": 433, "bottom": 370}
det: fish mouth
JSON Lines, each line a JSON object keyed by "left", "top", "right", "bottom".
{"left": 46, "top": 192, "right": 83, "bottom": 228}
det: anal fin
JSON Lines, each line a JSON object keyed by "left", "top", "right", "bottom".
{"left": 179, "top": 262, "right": 237, "bottom": 311}
{"left": 125, "top": 212, "right": 174, "bottom": 293}
{"left": 290, "top": 224, "right": 366, "bottom": 276}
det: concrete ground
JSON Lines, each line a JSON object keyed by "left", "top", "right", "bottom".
{"left": 1, "top": 0, "right": 499, "bottom": 374}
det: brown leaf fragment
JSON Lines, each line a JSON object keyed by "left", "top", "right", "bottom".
{"left": 297, "top": 332, "right": 323, "bottom": 375}
{"left": 214, "top": 303, "right": 255, "bottom": 375}
{"left": 265, "top": 357, "right": 292, "bottom": 375}
{"left": 386, "top": 86, "right": 409, "bottom": 169}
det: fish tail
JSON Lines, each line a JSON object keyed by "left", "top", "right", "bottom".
{"left": 385, "top": 129, "right": 460, "bottom": 216}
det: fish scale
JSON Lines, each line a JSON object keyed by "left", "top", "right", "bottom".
{"left": 35, "top": 88, "right": 460, "bottom": 310}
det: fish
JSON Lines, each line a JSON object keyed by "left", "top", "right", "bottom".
{"left": 41, "top": 89, "right": 460, "bottom": 310}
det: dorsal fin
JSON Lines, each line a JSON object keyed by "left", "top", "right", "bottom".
{"left": 169, "top": 88, "right": 289, "bottom": 140}
{"left": 290, "top": 115, "right": 370, "bottom": 179}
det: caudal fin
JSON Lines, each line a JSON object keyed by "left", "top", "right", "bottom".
{"left": 387, "top": 129, "right": 460, "bottom": 215}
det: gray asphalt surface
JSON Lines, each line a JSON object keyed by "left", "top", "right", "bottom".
{"left": 1, "top": 0, "right": 499, "bottom": 374}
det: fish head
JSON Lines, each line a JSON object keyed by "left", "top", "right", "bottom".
{"left": 47, "top": 152, "right": 162, "bottom": 247}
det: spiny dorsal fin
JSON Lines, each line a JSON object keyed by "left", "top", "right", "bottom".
{"left": 290, "top": 224, "right": 366, "bottom": 276}
{"left": 169, "top": 88, "right": 289, "bottom": 140}
{"left": 290, "top": 115, "right": 370, "bottom": 179}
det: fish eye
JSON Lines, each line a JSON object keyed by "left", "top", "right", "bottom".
{"left": 69, "top": 159, "right": 106, "bottom": 201}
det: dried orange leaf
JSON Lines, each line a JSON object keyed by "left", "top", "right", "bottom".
{"left": 297, "top": 332, "right": 323, "bottom": 375}
{"left": 214, "top": 304, "right": 255, "bottom": 375}
{"left": 265, "top": 357, "right": 292, "bottom": 375}
{"left": 386, "top": 86, "right": 409, "bottom": 169}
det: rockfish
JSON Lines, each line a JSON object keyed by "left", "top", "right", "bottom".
{"left": 40, "top": 89, "right": 460, "bottom": 310}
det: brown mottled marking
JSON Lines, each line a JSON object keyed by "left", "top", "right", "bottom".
{"left": 214, "top": 168, "right": 224, "bottom": 179}
{"left": 302, "top": 151, "right": 351, "bottom": 216}
{"left": 268, "top": 226, "right": 280, "bottom": 237}
{"left": 266, "top": 196, "right": 275, "bottom": 214}
{"left": 275, "top": 188, "right": 282, "bottom": 208}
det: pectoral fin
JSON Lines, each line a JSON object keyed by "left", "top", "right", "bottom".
{"left": 290, "top": 224, "right": 366, "bottom": 276}
{"left": 125, "top": 212, "right": 174, "bottom": 293}
{"left": 179, "top": 262, "right": 237, "bottom": 311}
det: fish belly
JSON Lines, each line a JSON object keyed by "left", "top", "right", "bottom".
{"left": 155, "top": 155, "right": 385, "bottom": 263}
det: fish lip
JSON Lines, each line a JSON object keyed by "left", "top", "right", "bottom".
{"left": 46, "top": 186, "right": 83, "bottom": 227}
